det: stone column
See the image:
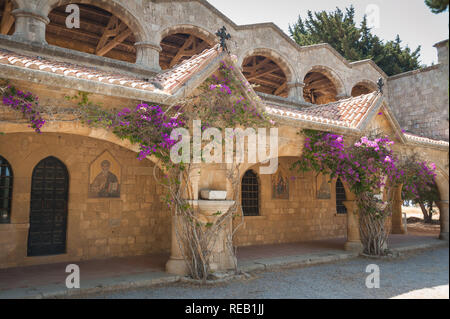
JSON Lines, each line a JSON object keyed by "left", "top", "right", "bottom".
{"left": 135, "top": 41, "right": 162, "bottom": 71}
{"left": 343, "top": 200, "right": 363, "bottom": 252}
{"left": 165, "top": 215, "right": 190, "bottom": 275}
{"left": 12, "top": 9, "right": 49, "bottom": 44}
{"left": 287, "top": 81, "right": 305, "bottom": 102}
{"left": 437, "top": 200, "right": 449, "bottom": 241}
{"left": 165, "top": 165, "right": 201, "bottom": 275}
{"left": 391, "top": 187, "right": 406, "bottom": 234}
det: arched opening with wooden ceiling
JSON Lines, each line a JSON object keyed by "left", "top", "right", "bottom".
{"left": 159, "top": 32, "right": 214, "bottom": 70}
{"left": 351, "top": 81, "right": 377, "bottom": 97}
{"left": 303, "top": 71, "right": 338, "bottom": 104}
{"left": 242, "top": 55, "right": 289, "bottom": 98}
{"left": 46, "top": 3, "right": 137, "bottom": 63}
{"left": 0, "top": 0, "right": 15, "bottom": 36}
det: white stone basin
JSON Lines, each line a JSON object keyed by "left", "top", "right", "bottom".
{"left": 200, "top": 190, "right": 227, "bottom": 200}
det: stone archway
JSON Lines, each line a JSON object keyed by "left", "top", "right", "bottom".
{"left": 45, "top": 2, "right": 139, "bottom": 63}
{"left": 240, "top": 48, "right": 295, "bottom": 98}
{"left": 0, "top": 121, "right": 163, "bottom": 170}
{"left": 302, "top": 66, "right": 345, "bottom": 104}
{"left": 159, "top": 25, "right": 216, "bottom": 70}
{"left": 351, "top": 80, "right": 377, "bottom": 97}
{"left": 42, "top": 0, "right": 147, "bottom": 41}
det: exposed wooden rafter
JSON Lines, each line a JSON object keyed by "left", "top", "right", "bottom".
{"left": 274, "top": 82, "right": 287, "bottom": 96}
{"left": 168, "top": 35, "right": 210, "bottom": 68}
{"left": 242, "top": 56, "right": 287, "bottom": 97}
{"left": 1, "top": 0, "right": 14, "bottom": 35}
{"left": 95, "top": 16, "right": 132, "bottom": 57}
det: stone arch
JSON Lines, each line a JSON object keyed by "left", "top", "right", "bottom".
{"left": 41, "top": 0, "right": 146, "bottom": 41}
{"left": 159, "top": 24, "right": 217, "bottom": 46}
{"left": 38, "top": 0, "right": 148, "bottom": 63}
{"left": 158, "top": 24, "right": 216, "bottom": 70}
{"left": 302, "top": 65, "right": 346, "bottom": 104}
{"left": 240, "top": 48, "right": 295, "bottom": 98}
{"left": 240, "top": 47, "right": 295, "bottom": 82}
{"left": 0, "top": 122, "right": 162, "bottom": 170}
{"left": 351, "top": 80, "right": 377, "bottom": 97}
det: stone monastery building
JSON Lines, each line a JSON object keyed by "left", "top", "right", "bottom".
{"left": 0, "top": 0, "right": 448, "bottom": 272}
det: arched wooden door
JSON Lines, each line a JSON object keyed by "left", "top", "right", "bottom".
{"left": 27, "top": 157, "right": 69, "bottom": 257}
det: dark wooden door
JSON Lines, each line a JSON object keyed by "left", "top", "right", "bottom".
{"left": 27, "top": 157, "right": 69, "bottom": 257}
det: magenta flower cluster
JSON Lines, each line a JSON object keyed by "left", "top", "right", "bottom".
{"left": 2, "top": 86, "right": 46, "bottom": 133}
{"left": 113, "top": 103, "right": 184, "bottom": 160}
{"left": 298, "top": 130, "right": 437, "bottom": 197}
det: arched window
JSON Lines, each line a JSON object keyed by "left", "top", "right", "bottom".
{"left": 0, "top": 155, "right": 13, "bottom": 224}
{"left": 241, "top": 170, "right": 259, "bottom": 216}
{"left": 336, "top": 178, "right": 347, "bottom": 214}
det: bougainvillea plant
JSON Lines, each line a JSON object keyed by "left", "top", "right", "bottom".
{"left": 399, "top": 156, "right": 439, "bottom": 223}
{"left": 1, "top": 84, "right": 45, "bottom": 133}
{"left": 293, "top": 129, "right": 438, "bottom": 255}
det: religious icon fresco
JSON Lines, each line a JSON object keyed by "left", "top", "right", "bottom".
{"left": 272, "top": 168, "right": 289, "bottom": 200}
{"left": 89, "top": 151, "right": 121, "bottom": 198}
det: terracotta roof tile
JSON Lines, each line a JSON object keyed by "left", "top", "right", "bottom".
{"left": 0, "top": 45, "right": 221, "bottom": 95}
{"left": 265, "top": 92, "right": 380, "bottom": 128}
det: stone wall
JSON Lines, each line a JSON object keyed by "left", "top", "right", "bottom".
{"left": 233, "top": 158, "right": 347, "bottom": 247}
{"left": 387, "top": 41, "right": 449, "bottom": 141}
{"left": 0, "top": 133, "right": 171, "bottom": 269}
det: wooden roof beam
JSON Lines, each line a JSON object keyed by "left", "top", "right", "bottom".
{"left": 1, "top": 0, "right": 14, "bottom": 35}
{"left": 96, "top": 16, "right": 133, "bottom": 56}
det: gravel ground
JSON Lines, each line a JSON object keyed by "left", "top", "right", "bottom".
{"left": 83, "top": 248, "right": 449, "bottom": 299}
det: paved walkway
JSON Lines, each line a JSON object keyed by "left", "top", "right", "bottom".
{"left": 87, "top": 247, "right": 449, "bottom": 299}
{"left": 0, "top": 235, "right": 447, "bottom": 298}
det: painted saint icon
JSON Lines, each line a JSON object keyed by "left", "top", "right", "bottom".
{"left": 89, "top": 160, "right": 120, "bottom": 198}
{"left": 272, "top": 171, "right": 289, "bottom": 200}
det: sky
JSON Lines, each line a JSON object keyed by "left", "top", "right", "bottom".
{"left": 207, "top": 0, "right": 449, "bottom": 66}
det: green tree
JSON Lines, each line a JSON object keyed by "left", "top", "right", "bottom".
{"left": 425, "top": 0, "right": 449, "bottom": 13}
{"left": 289, "top": 6, "right": 422, "bottom": 76}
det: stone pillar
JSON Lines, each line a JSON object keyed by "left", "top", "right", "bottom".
{"left": 343, "top": 200, "right": 363, "bottom": 252}
{"left": 12, "top": 9, "right": 49, "bottom": 44}
{"left": 287, "top": 81, "right": 305, "bottom": 102}
{"left": 165, "top": 165, "right": 201, "bottom": 275}
{"left": 135, "top": 41, "right": 162, "bottom": 71}
{"left": 391, "top": 187, "right": 406, "bottom": 234}
{"left": 437, "top": 200, "right": 449, "bottom": 241}
{"left": 165, "top": 215, "right": 190, "bottom": 275}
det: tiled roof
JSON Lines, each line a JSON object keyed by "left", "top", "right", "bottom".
{"left": 404, "top": 133, "right": 449, "bottom": 147}
{"left": 265, "top": 91, "right": 380, "bottom": 128}
{"left": 0, "top": 45, "right": 221, "bottom": 95}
